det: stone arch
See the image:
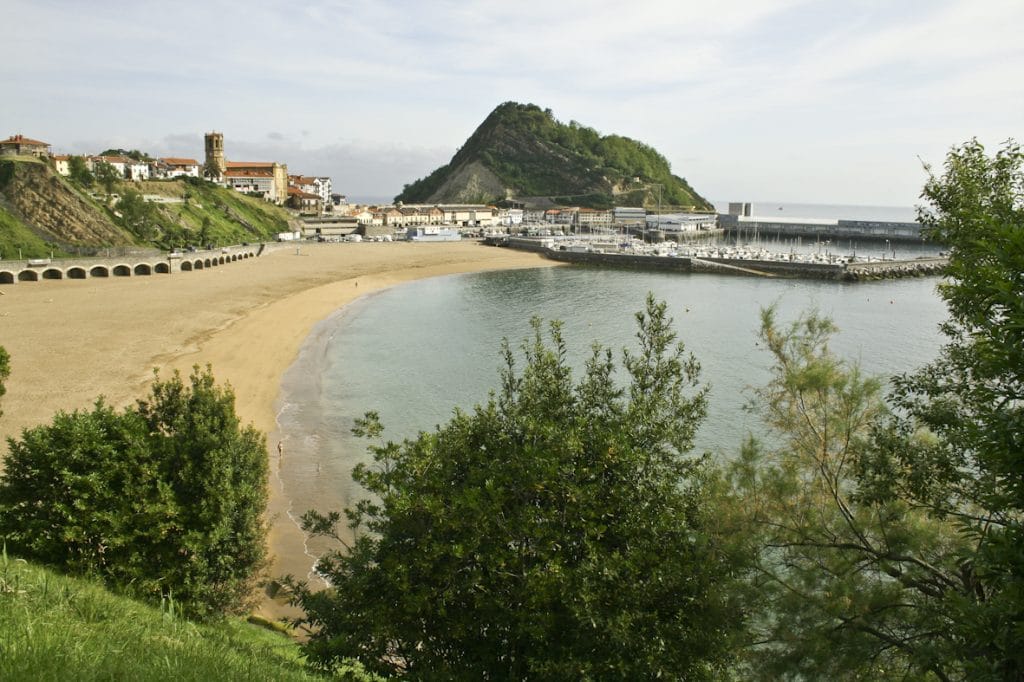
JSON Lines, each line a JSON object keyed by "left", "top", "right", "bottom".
{"left": 134, "top": 263, "right": 152, "bottom": 276}
{"left": 193, "top": 259, "right": 204, "bottom": 270}
{"left": 181, "top": 260, "right": 193, "bottom": 272}
{"left": 230, "top": 254, "right": 237, "bottom": 262}
{"left": 0, "top": 271, "right": 15, "bottom": 284}
{"left": 67, "top": 266, "right": 87, "bottom": 279}
{"left": 18, "top": 269, "right": 39, "bottom": 282}
{"left": 218, "top": 256, "right": 226, "bottom": 265}
{"left": 204, "top": 258, "right": 213, "bottom": 268}
{"left": 112, "top": 264, "right": 131, "bottom": 277}
{"left": 90, "top": 265, "right": 110, "bottom": 277}
{"left": 155, "top": 262, "right": 170, "bottom": 274}
{"left": 42, "top": 268, "right": 63, "bottom": 280}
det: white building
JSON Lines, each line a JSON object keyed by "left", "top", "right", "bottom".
{"left": 126, "top": 159, "right": 150, "bottom": 181}
{"left": 155, "top": 157, "right": 200, "bottom": 179}
{"left": 52, "top": 155, "right": 71, "bottom": 176}
{"left": 313, "top": 177, "right": 332, "bottom": 208}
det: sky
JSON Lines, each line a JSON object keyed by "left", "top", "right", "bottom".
{"left": 2, "top": 0, "right": 1021, "bottom": 206}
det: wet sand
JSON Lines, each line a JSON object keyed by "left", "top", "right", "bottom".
{"left": 0, "top": 241, "right": 556, "bottom": 616}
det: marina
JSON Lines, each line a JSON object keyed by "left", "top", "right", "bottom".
{"left": 488, "top": 233, "right": 947, "bottom": 281}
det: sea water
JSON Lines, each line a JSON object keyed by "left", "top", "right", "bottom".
{"left": 274, "top": 260, "right": 948, "bottom": 580}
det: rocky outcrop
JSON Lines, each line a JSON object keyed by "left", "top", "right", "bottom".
{"left": 396, "top": 102, "right": 712, "bottom": 210}
{"left": 0, "top": 159, "right": 133, "bottom": 247}
{"left": 427, "top": 160, "right": 508, "bottom": 204}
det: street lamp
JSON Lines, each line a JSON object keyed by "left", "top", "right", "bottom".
{"left": 885, "top": 239, "right": 890, "bottom": 260}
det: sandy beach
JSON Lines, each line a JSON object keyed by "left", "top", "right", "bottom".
{"left": 0, "top": 241, "right": 556, "bottom": 614}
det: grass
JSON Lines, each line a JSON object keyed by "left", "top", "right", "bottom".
{"left": 0, "top": 550, "right": 328, "bottom": 681}
{"left": 0, "top": 206, "right": 66, "bottom": 259}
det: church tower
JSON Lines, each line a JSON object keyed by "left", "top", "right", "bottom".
{"left": 204, "top": 131, "right": 225, "bottom": 178}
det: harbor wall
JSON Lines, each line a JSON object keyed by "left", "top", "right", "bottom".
{"left": 531, "top": 247, "right": 947, "bottom": 281}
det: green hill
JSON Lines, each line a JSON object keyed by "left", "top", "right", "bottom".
{"left": 395, "top": 102, "right": 712, "bottom": 211}
{"left": 0, "top": 156, "right": 294, "bottom": 258}
{"left": 0, "top": 553, "right": 327, "bottom": 681}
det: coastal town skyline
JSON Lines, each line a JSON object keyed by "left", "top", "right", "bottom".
{"left": 3, "top": 0, "right": 1020, "bottom": 207}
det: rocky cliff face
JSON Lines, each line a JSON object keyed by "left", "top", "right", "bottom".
{"left": 0, "top": 159, "right": 133, "bottom": 247}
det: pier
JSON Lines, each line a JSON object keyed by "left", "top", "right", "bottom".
{"left": 491, "top": 235, "right": 947, "bottom": 281}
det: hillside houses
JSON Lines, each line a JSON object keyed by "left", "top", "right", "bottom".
{"left": 0, "top": 134, "right": 50, "bottom": 157}
{"left": 3, "top": 131, "right": 718, "bottom": 235}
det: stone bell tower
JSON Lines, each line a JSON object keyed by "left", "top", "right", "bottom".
{"left": 204, "top": 131, "right": 225, "bottom": 178}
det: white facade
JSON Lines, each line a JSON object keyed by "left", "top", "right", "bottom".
{"left": 126, "top": 160, "right": 150, "bottom": 181}
{"left": 53, "top": 156, "right": 70, "bottom": 176}
{"left": 313, "top": 177, "right": 332, "bottom": 207}
{"left": 156, "top": 158, "right": 200, "bottom": 179}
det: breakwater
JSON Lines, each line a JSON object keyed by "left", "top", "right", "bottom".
{"left": 533, "top": 246, "right": 946, "bottom": 281}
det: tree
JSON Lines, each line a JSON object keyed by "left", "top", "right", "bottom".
{"left": 67, "top": 155, "right": 94, "bottom": 186}
{"left": 876, "top": 138, "right": 1024, "bottom": 679}
{"left": 287, "top": 295, "right": 750, "bottom": 679}
{"left": 731, "top": 139, "right": 1024, "bottom": 681}
{"left": 730, "top": 309, "right": 970, "bottom": 681}
{"left": 0, "top": 345, "right": 9, "bottom": 418}
{"left": 203, "top": 158, "right": 222, "bottom": 180}
{"left": 116, "top": 189, "right": 158, "bottom": 240}
{"left": 0, "top": 366, "right": 268, "bottom": 617}
{"left": 93, "top": 161, "right": 121, "bottom": 194}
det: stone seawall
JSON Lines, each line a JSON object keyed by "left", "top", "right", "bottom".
{"left": 544, "top": 249, "right": 693, "bottom": 272}
{"left": 530, "top": 247, "right": 948, "bottom": 282}
{"left": 842, "top": 257, "right": 947, "bottom": 281}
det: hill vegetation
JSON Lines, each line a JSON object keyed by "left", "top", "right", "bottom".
{"left": 395, "top": 102, "right": 712, "bottom": 210}
{"left": 0, "top": 552, "right": 327, "bottom": 682}
{"left": 0, "top": 156, "right": 293, "bottom": 257}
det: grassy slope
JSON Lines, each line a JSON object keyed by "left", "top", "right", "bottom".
{"left": 0, "top": 157, "right": 68, "bottom": 258}
{"left": 0, "top": 207, "right": 65, "bottom": 259}
{"left": 0, "top": 553, "right": 323, "bottom": 682}
{"left": 0, "top": 159, "right": 292, "bottom": 256}
{"left": 123, "top": 180, "right": 294, "bottom": 249}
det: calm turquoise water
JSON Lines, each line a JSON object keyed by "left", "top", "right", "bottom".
{"left": 274, "top": 264, "right": 948, "bottom": 578}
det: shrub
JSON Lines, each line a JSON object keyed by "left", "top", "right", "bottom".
{"left": 0, "top": 366, "right": 268, "bottom": 617}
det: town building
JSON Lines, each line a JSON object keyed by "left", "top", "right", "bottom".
{"left": 52, "top": 155, "right": 71, "bottom": 176}
{"left": 287, "top": 186, "right": 322, "bottom": 214}
{"left": 204, "top": 132, "right": 225, "bottom": 178}
{"left": 1, "top": 134, "right": 51, "bottom": 157}
{"left": 224, "top": 161, "right": 289, "bottom": 204}
{"left": 155, "top": 157, "right": 200, "bottom": 179}
{"left": 89, "top": 155, "right": 130, "bottom": 177}
{"left": 437, "top": 204, "right": 497, "bottom": 227}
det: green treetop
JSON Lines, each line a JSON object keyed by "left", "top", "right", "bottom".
{"left": 287, "top": 295, "right": 750, "bottom": 679}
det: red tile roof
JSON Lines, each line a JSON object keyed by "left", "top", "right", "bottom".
{"left": 161, "top": 157, "right": 198, "bottom": 166}
{"left": 2, "top": 134, "right": 49, "bottom": 147}
{"left": 288, "top": 187, "right": 320, "bottom": 199}
{"left": 226, "top": 161, "right": 275, "bottom": 169}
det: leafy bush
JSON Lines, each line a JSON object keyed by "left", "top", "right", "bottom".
{"left": 288, "top": 296, "right": 749, "bottom": 679}
{"left": 0, "top": 366, "right": 268, "bottom": 618}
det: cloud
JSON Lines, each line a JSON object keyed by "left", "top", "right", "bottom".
{"left": 3, "top": 0, "right": 1021, "bottom": 205}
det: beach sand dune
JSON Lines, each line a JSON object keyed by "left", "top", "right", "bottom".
{"left": 0, "top": 241, "right": 555, "bottom": 617}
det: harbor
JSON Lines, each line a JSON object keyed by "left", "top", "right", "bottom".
{"left": 487, "top": 233, "right": 947, "bottom": 281}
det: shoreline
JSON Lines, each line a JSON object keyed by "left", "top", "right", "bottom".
{"left": 0, "top": 241, "right": 558, "bottom": 617}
